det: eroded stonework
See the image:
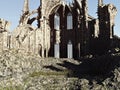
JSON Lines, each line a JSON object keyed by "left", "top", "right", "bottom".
{"left": 0, "top": 18, "right": 11, "bottom": 51}
{"left": 0, "top": 0, "right": 117, "bottom": 59}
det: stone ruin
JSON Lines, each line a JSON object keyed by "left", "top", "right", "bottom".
{"left": 0, "top": 18, "right": 11, "bottom": 51}
{"left": 0, "top": 0, "right": 117, "bottom": 59}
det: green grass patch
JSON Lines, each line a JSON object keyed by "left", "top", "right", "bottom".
{"left": 29, "top": 70, "right": 71, "bottom": 77}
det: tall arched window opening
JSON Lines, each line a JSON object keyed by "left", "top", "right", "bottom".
{"left": 54, "top": 43, "right": 60, "bottom": 58}
{"left": 54, "top": 13, "right": 60, "bottom": 30}
{"left": 67, "top": 40, "right": 73, "bottom": 58}
{"left": 67, "top": 12, "right": 73, "bottom": 30}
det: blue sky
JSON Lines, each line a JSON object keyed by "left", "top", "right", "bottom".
{"left": 88, "top": 0, "right": 120, "bottom": 36}
{"left": 0, "top": 0, "right": 119, "bottom": 36}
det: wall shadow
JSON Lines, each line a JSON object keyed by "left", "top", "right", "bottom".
{"left": 44, "top": 54, "right": 120, "bottom": 82}
{"left": 44, "top": 65, "right": 63, "bottom": 72}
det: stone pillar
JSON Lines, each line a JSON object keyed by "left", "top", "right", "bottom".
{"left": 23, "top": 0, "right": 29, "bottom": 14}
{"left": 78, "top": 43, "right": 81, "bottom": 58}
{"left": 82, "top": 0, "right": 89, "bottom": 55}
{"left": 44, "top": 18, "right": 48, "bottom": 57}
{"left": 54, "top": 30, "right": 60, "bottom": 58}
{"left": 0, "top": 33, "right": 3, "bottom": 51}
{"left": 41, "top": 18, "right": 45, "bottom": 58}
{"left": 55, "top": 30, "right": 60, "bottom": 44}
{"left": 3, "top": 31, "right": 8, "bottom": 50}
{"left": 42, "top": 47, "right": 44, "bottom": 58}
{"left": 98, "top": 0, "right": 103, "bottom": 7}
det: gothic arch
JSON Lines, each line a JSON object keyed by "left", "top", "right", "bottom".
{"left": 47, "top": 3, "right": 62, "bottom": 18}
{"left": 67, "top": 12, "right": 73, "bottom": 29}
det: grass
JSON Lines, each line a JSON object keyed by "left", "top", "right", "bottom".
{"left": 0, "top": 86, "right": 23, "bottom": 90}
{"left": 0, "top": 78, "right": 24, "bottom": 90}
{"left": 29, "top": 70, "right": 71, "bottom": 77}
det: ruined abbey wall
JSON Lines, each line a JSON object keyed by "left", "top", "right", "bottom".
{"left": 0, "top": 0, "right": 117, "bottom": 59}
{"left": 0, "top": 18, "right": 11, "bottom": 51}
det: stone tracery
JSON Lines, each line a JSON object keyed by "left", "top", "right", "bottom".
{"left": 0, "top": 0, "right": 117, "bottom": 59}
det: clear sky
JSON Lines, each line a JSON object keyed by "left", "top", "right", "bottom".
{"left": 88, "top": 0, "right": 120, "bottom": 36}
{"left": 0, "top": 0, "right": 119, "bottom": 36}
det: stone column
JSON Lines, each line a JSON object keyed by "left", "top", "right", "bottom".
{"left": 54, "top": 30, "right": 60, "bottom": 58}
{"left": 3, "top": 31, "right": 8, "bottom": 50}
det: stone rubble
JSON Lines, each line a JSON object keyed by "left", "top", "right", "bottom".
{"left": 0, "top": 50, "right": 119, "bottom": 89}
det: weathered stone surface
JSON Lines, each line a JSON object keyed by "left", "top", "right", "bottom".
{"left": 12, "top": 0, "right": 117, "bottom": 58}
{"left": 0, "top": 0, "right": 118, "bottom": 59}
{"left": 0, "top": 1, "right": 118, "bottom": 89}
{"left": 0, "top": 18, "right": 10, "bottom": 51}
{"left": 0, "top": 50, "right": 119, "bottom": 89}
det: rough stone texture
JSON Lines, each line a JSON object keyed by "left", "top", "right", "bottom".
{"left": 0, "top": 0, "right": 119, "bottom": 89}
{"left": 0, "top": 0, "right": 117, "bottom": 59}
{"left": 11, "top": 25, "right": 44, "bottom": 56}
{"left": 12, "top": 0, "right": 117, "bottom": 59}
{"left": 0, "top": 50, "right": 119, "bottom": 89}
{"left": 0, "top": 18, "right": 11, "bottom": 51}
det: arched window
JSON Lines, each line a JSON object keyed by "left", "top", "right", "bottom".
{"left": 54, "top": 13, "right": 60, "bottom": 30}
{"left": 67, "top": 12, "right": 73, "bottom": 30}
{"left": 63, "top": 0, "right": 74, "bottom": 5}
{"left": 54, "top": 43, "right": 60, "bottom": 58}
{"left": 67, "top": 40, "right": 73, "bottom": 58}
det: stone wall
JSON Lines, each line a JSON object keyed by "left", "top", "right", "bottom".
{"left": 11, "top": 24, "right": 44, "bottom": 56}
{"left": 0, "top": 0, "right": 117, "bottom": 58}
{"left": 0, "top": 18, "right": 10, "bottom": 51}
{"left": 41, "top": 0, "right": 60, "bottom": 18}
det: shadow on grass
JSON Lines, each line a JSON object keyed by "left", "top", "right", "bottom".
{"left": 44, "top": 54, "right": 120, "bottom": 82}
{"left": 44, "top": 65, "right": 62, "bottom": 72}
